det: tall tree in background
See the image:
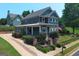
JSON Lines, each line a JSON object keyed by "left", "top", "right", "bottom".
{"left": 22, "top": 10, "right": 30, "bottom": 17}
{"left": 63, "top": 3, "right": 79, "bottom": 26}
{"left": 62, "top": 3, "right": 79, "bottom": 34}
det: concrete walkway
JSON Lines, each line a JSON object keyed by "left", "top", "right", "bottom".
{"left": 47, "top": 39, "right": 79, "bottom": 56}
{"left": 0, "top": 34, "right": 47, "bottom": 56}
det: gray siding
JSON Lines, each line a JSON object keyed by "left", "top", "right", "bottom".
{"left": 23, "top": 16, "right": 40, "bottom": 24}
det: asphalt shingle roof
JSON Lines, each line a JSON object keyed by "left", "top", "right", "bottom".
{"left": 9, "top": 13, "right": 23, "bottom": 20}
{"left": 23, "top": 7, "right": 54, "bottom": 19}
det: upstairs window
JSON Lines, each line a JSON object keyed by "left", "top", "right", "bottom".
{"left": 40, "top": 17, "right": 45, "bottom": 23}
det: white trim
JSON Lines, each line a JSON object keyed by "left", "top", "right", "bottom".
{"left": 39, "top": 26, "right": 41, "bottom": 33}
{"left": 15, "top": 23, "right": 54, "bottom": 27}
{"left": 31, "top": 27, "right": 33, "bottom": 35}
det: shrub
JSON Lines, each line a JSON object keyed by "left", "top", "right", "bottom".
{"left": 35, "top": 44, "right": 56, "bottom": 53}
{"left": 55, "top": 43, "right": 61, "bottom": 48}
{"left": 35, "top": 45, "right": 50, "bottom": 53}
{"left": 49, "top": 45, "right": 56, "bottom": 50}
{"left": 49, "top": 32, "right": 59, "bottom": 39}
{"left": 35, "top": 34, "right": 46, "bottom": 45}
{"left": 22, "top": 35, "right": 34, "bottom": 45}
{"left": 59, "top": 28, "right": 70, "bottom": 35}
{"left": 12, "top": 32, "right": 22, "bottom": 38}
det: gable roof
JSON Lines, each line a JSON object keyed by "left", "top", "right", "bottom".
{"left": 23, "top": 7, "right": 55, "bottom": 19}
{"left": 8, "top": 13, "right": 23, "bottom": 20}
{"left": 40, "top": 11, "right": 59, "bottom": 18}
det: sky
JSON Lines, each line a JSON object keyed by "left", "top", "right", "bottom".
{"left": 0, "top": 3, "right": 64, "bottom": 18}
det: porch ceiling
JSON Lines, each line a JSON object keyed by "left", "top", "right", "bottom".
{"left": 15, "top": 23, "right": 54, "bottom": 27}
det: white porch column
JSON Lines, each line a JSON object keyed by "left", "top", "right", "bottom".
{"left": 31, "top": 27, "right": 33, "bottom": 35}
{"left": 39, "top": 26, "right": 41, "bottom": 34}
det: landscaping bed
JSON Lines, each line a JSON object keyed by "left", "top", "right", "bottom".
{"left": 12, "top": 31, "right": 79, "bottom": 53}
{"left": 0, "top": 37, "right": 20, "bottom": 56}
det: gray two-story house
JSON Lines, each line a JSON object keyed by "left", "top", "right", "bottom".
{"left": 7, "top": 10, "right": 23, "bottom": 26}
{"left": 15, "top": 7, "right": 59, "bottom": 35}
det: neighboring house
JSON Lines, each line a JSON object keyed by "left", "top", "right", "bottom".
{"left": 15, "top": 7, "right": 59, "bottom": 35}
{"left": 7, "top": 10, "right": 23, "bottom": 26}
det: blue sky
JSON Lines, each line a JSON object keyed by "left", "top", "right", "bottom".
{"left": 0, "top": 3, "right": 64, "bottom": 18}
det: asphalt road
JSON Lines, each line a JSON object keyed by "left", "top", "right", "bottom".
{"left": 73, "top": 51, "right": 79, "bottom": 56}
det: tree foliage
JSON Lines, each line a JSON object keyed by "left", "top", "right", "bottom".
{"left": 62, "top": 3, "right": 79, "bottom": 26}
{"left": 0, "top": 18, "right": 7, "bottom": 25}
{"left": 22, "top": 10, "right": 30, "bottom": 17}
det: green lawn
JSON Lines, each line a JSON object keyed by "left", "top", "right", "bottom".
{"left": 0, "top": 37, "right": 21, "bottom": 56}
{"left": 59, "top": 35, "right": 72, "bottom": 43}
{"left": 58, "top": 34, "right": 78, "bottom": 45}
{"left": 66, "top": 27, "right": 79, "bottom": 34}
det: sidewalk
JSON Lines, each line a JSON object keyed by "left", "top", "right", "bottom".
{"left": 0, "top": 34, "right": 47, "bottom": 56}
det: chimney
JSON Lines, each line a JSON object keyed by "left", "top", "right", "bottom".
{"left": 7, "top": 10, "right": 10, "bottom": 15}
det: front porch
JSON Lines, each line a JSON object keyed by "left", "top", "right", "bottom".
{"left": 15, "top": 23, "right": 55, "bottom": 35}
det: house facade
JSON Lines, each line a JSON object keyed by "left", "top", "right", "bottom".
{"left": 15, "top": 7, "right": 59, "bottom": 35}
{"left": 7, "top": 10, "right": 23, "bottom": 26}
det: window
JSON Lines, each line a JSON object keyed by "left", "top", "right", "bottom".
{"left": 40, "top": 17, "right": 45, "bottom": 23}
{"left": 42, "top": 19, "right": 45, "bottom": 23}
{"left": 45, "top": 18, "right": 48, "bottom": 23}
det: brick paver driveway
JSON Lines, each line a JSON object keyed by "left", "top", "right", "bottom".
{"left": 0, "top": 33, "right": 47, "bottom": 56}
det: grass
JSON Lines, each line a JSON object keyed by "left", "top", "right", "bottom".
{"left": 56, "top": 43, "right": 79, "bottom": 56}
{"left": 59, "top": 35, "right": 72, "bottom": 43}
{"left": 0, "top": 37, "right": 21, "bottom": 56}
{"left": 66, "top": 27, "right": 79, "bottom": 34}
{"left": 58, "top": 34, "right": 78, "bottom": 45}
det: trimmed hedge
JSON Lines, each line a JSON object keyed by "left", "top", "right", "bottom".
{"left": 35, "top": 45, "right": 55, "bottom": 53}
{"left": 22, "top": 35, "right": 34, "bottom": 45}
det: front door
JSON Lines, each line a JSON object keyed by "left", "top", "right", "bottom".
{"left": 27, "top": 27, "right": 32, "bottom": 35}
